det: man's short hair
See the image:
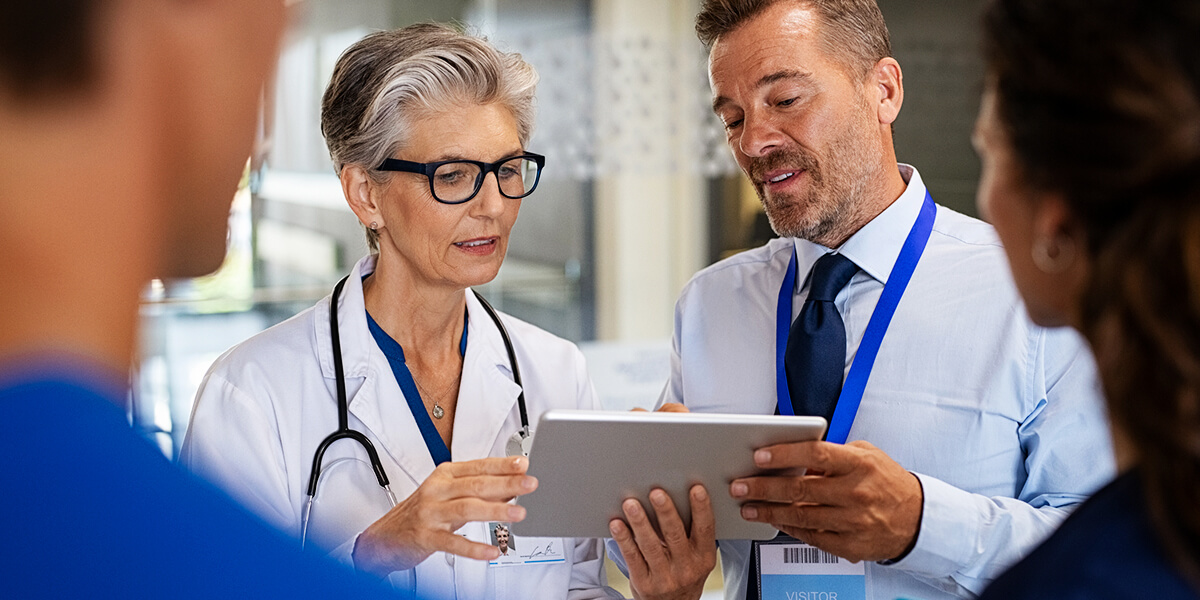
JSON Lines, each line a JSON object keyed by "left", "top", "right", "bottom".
{"left": 0, "top": 0, "right": 101, "bottom": 101}
{"left": 695, "top": 0, "right": 892, "bottom": 77}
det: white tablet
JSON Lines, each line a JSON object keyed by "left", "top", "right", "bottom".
{"left": 512, "top": 410, "right": 827, "bottom": 541}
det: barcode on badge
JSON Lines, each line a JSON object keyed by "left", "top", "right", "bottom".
{"left": 782, "top": 546, "right": 840, "bottom": 564}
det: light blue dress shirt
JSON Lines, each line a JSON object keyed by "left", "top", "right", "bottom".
{"left": 661, "top": 165, "right": 1114, "bottom": 599}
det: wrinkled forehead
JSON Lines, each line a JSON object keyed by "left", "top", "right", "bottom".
{"left": 707, "top": 4, "right": 829, "bottom": 101}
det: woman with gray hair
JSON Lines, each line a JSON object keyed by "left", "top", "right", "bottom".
{"left": 182, "top": 23, "right": 622, "bottom": 599}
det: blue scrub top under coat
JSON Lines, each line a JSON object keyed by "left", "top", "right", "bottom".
{"left": 366, "top": 310, "right": 468, "bottom": 466}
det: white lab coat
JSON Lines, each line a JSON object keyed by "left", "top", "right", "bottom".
{"left": 181, "top": 255, "right": 621, "bottom": 600}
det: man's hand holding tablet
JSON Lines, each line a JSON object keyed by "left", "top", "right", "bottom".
{"left": 611, "top": 403, "right": 717, "bottom": 600}
{"left": 513, "top": 407, "right": 826, "bottom": 600}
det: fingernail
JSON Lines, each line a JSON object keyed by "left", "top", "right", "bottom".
{"left": 755, "top": 450, "right": 771, "bottom": 465}
{"left": 730, "top": 482, "right": 747, "bottom": 497}
{"left": 508, "top": 505, "right": 526, "bottom": 520}
{"left": 742, "top": 506, "right": 758, "bottom": 519}
{"left": 692, "top": 485, "right": 708, "bottom": 501}
{"left": 651, "top": 490, "right": 667, "bottom": 506}
{"left": 609, "top": 520, "right": 621, "bottom": 536}
{"left": 624, "top": 499, "right": 641, "bottom": 516}
{"left": 513, "top": 456, "right": 526, "bottom": 468}
{"left": 523, "top": 476, "right": 538, "bottom": 490}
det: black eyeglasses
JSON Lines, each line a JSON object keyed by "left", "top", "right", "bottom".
{"left": 375, "top": 152, "right": 546, "bottom": 205}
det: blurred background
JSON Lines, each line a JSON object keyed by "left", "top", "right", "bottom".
{"left": 133, "top": 0, "right": 985, "bottom": 593}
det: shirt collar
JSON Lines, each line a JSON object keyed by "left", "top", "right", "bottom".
{"left": 792, "top": 164, "right": 926, "bottom": 291}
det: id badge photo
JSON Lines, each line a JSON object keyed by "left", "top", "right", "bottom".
{"left": 486, "top": 522, "right": 565, "bottom": 568}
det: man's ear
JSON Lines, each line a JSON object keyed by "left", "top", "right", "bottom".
{"left": 342, "top": 164, "right": 383, "bottom": 228}
{"left": 869, "top": 57, "right": 904, "bottom": 126}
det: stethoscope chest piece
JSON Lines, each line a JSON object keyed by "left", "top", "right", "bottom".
{"left": 506, "top": 430, "right": 533, "bottom": 457}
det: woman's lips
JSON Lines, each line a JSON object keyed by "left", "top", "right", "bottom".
{"left": 453, "top": 236, "right": 500, "bottom": 255}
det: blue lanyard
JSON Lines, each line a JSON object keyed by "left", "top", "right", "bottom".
{"left": 366, "top": 311, "right": 468, "bottom": 466}
{"left": 775, "top": 191, "right": 936, "bottom": 444}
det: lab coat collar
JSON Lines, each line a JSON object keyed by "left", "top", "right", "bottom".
{"left": 314, "top": 254, "right": 376, "bottom": 382}
{"left": 452, "top": 290, "right": 523, "bottom": 462}
{"left": 792, "top": 164, "right": 928, "bottom": 290}
{"left": 311, "top": 254, "right": 522, "bottom": 487}
{"left": 311, "top": 255, "right": 435, "bottom": 486}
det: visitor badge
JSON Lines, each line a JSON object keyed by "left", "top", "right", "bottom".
{"left": 486, "top": 522, "right": 565, "bottom": 567}
{"left": 756, "top": 538, "right": 866, "bottom": 600}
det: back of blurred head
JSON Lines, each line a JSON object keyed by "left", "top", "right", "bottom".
{"left": 983, "top": 0, "right": 1200, "bottom": 584}
{"left": 0, "top": 0, "right": 283, "bottom": 374}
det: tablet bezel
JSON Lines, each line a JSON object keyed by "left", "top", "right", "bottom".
{"left": 512, "top": 409, "right": 827, "bottom": 541}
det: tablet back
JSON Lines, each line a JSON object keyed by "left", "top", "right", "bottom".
{"left": 513, "top": 410, "right": 826, "bottom": 541}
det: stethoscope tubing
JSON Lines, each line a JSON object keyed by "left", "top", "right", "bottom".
{"left": 301, "top": 274, "right": 528, "bottom": 547}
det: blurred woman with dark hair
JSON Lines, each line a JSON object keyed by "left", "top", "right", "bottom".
{"left": 974, "top": 0, "right": 1200, "bottom": 597}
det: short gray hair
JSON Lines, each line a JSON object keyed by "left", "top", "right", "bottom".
{"left": 320, "top": 23, "right": 539, "bottom": 252}
{"left": 696, "top": 0, "right": 891, "bottom": 78}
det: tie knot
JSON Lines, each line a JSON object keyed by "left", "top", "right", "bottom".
{"left": 807, "top": 253, "right": 859, "bottom": 302}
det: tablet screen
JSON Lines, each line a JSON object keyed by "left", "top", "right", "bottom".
{"left": 513, "top": 410, "right": 826, "bottom": 541}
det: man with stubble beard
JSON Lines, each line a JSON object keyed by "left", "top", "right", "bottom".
{"left": 605, "top": 1, "right": 1115, "bottom": 600}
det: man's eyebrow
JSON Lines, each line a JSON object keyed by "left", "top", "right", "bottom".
{"left": 712, "top": 95, "right": 734, "bottom": 114}
{"left": 711, "top": 70, "right": 814, "bottom": 114}
{"left": 758, "top": 69, "right": 812, "bottom": 87}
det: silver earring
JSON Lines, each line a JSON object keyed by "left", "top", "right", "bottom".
{"left": 369, "top": 221, "right": 378, "bottom": 231}
{"left": 1032, "top": 234, "right": 1076, "bottom": 274}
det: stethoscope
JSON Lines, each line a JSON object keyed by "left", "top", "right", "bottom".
{"left": 300, "top": 274, "right": 531, "bottom": 547}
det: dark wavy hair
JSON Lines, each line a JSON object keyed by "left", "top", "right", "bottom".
{"left": 983, "top": 0, "right": 1200, "bottom": 586}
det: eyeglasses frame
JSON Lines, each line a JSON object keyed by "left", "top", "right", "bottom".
{"left": 375, "top": 152, "right": 546, "bottom": 205}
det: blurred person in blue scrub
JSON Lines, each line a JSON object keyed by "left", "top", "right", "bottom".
{"left": 606, "top": 1, "right": 1116, "bottom": 599}
{"left": 975, "top": 0, "right": 1200, "bottom": 597}
{"left": 181, "top": 23, "right": 622, "bottom": 600}
{"left": 0, "top": 0, "right": 405, "bottom": 598}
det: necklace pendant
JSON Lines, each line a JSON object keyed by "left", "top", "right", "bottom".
{"left": 432, "top": 404, "right": 445, "bottom": 419}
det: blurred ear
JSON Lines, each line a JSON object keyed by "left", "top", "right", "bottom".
{"left": 1034, "top": 192, "right": 1090, "bottom": 284}
{"left": 869, "top": 57, "right": 904, "bottom": 126}
{"left": 1032, "top": 194, "right": 1077, "bottom": 247}
{"left": 341, "top": 165, "right": 384, "bottom": 228}
{"left": 1032, "top": 192, "right": 1092, "bottom": 327}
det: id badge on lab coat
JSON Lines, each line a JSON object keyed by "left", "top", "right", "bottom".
{"left": 754, "top": 536, "right": 865, "bottom": 600}
{"left": 486, "top": 522, "right": 565, "bottom": 568}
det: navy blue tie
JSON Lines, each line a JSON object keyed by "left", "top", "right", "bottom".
{"left": 746, "top": 253, "right": 860, "bottom": 600}
{"left": 785, "top": 252, "right": 860, "bottom": 422}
